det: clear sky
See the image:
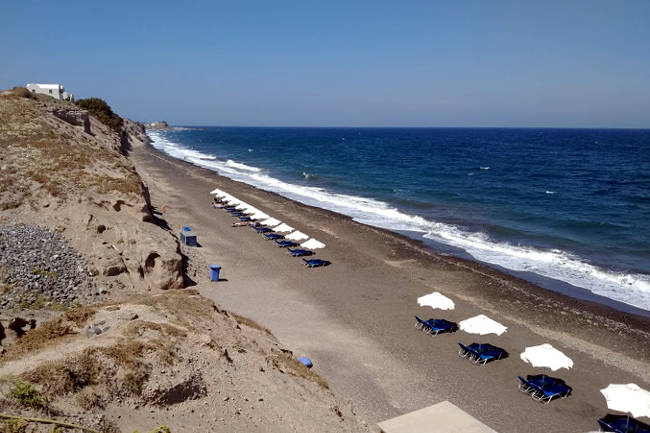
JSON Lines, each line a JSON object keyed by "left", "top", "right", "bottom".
{"left": 2, "top": 1, "right": 649, "bottom": 127}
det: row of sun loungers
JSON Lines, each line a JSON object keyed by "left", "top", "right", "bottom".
{"left": 213, "top": 193, "right": 331, "bottom": 268}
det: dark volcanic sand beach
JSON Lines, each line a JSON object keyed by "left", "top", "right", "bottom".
{"left": 130, "top": 139, "right": 650, "bottom": 433}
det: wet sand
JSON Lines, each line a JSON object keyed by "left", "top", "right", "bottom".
{"left": 130, "top": 140, "right": 650, "bottom": 433}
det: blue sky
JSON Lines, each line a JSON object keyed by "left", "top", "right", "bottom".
{"left": 2, "top": 1, "right": 649, "bottom": 127}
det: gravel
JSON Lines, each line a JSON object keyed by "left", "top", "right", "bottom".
{"left": 0, "top": 224, "right": 97, "bottom": 308}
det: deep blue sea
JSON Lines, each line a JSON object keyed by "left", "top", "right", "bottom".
{"left": 148, "top": 127, "right": 650, "bottom": 313}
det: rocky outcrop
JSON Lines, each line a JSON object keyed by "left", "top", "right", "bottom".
{"left": 52, "top": 108, "right": 91, "bottom": 134}
{"left": 144, "top": 120, "right": 170, "bottom": 129}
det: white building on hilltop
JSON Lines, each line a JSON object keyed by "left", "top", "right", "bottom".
{"left": 25, "top": 83, "right": 74, "bottom": 101}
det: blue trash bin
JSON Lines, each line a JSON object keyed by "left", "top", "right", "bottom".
{"left": 183, "top": 226, "right": 192, "bottom": 231}
{"left": 209, "top": 265, "right": 221, "bottom": 281}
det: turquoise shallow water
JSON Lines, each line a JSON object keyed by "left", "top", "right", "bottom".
{"left": 148, "top": 127, "right": 650, "bottom": 312}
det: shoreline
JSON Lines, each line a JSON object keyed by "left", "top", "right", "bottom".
{"left": 131, "top": 138, "right": 649, "bottom": 433}
{"left": 148, "top": 133, "right": 650, "bottom": 320}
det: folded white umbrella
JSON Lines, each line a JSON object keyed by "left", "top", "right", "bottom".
{"left": 261, "top": 217, "right": 281, "bottom": 227}
{"left": 286, "top": 231, "right": 309, "bottom": 241}
{"left": 417, "top": 292, "right": 455, "bottom": 310}
{"left": 459, "top": 314, "right": 507, "bottom": 336}
{"left": 274, "top": 223, "right": 294, "bottom": 233}
{"left": 601, "top": 384, "right": 650, "bottom": 419}
{"left": 301, "top": 238, "right": 325, "bottom": 249}
{"left": 520, "top": 344, "right": 573, "bottom": 371}
{"left": 249, "top": 212, "right": 269, "bottom": 220}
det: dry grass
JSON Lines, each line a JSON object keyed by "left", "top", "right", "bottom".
{"left": 1, "top": 320, "right": 75, "bottom": 362}
{"left": 63, "top": 306, "right": 96, "bottom": 327}
{"left": 230, "top": 312, "right": 274, "bottom": 336}
{"left": 269, "top": 353, "right": 329, "bottom": 390}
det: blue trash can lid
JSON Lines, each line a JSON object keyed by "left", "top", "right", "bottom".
{"left": 183, "top": 226, "right": 192, "bottom": 231}
{"left": 209, "top": 265, "right": 221, "bottom": 270}
{"left": 297, "top": 356, "right": 313, "bottom": 368}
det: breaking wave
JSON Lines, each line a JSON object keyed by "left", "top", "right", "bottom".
{"left": 148, "top": 131, "right": 650, "bottom": 311}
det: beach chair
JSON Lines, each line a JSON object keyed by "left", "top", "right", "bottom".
{"left": 517, "top": 376, "right": 535, "bottom": 393}
{"left": 530, "top": 382, "right": 572, "bottom": 404}
{"left": 302, "top": 258, "right": 330, "bottom": 268}
{"left": 414, "top": 315, "right": 431, "bottom": 332}
{"left": 288, "top": 248, "right": 313, "bottom": 257}
{"left": 414, "top": 316, "right": 456, "bottom": 335}
{"left": 458, "top": 343, "right": 506, "bottom": 365}
{"left": 598, "top": 415, "right": 649, "bottom": 433}
{"left": 238, "top": 216, "right": 252, "bottom": 222}
{"left": 264, "top": 233, "right": 284, "bottom": 240}
{"left": 254, "top": 227, "right": 273, "bottom": 233}
{"left": 275, "top": 240, "right": 299, "bottom": 248}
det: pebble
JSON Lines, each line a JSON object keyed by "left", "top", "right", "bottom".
{"left": 0, "top": 224, "right": 97, "bottom": 308}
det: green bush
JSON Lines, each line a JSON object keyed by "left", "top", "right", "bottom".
{"left": 9, "top": 379, "right": 46, "bottom": 409}
{"left": 75, "top": 97, "right": 123, "bottom": 132}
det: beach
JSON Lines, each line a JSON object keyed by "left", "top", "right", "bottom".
{"left": 131, "top": 139, "right": 650, "bottom": 433}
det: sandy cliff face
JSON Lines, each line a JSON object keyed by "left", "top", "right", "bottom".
{"left": 0, "top": 91, "right": 183, "bottom": 298}
{"left": 0, "top": 90, "right": 371, "bottom": 433}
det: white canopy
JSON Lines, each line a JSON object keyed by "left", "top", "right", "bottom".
{"left": 417, "top": 292, "right": 455, "bottom": 310}
{"left": 301, "top": 238, "right": 325, "bottom": 249}
{"left": 459, "top": 314, "right": 507, "bottom": 336}
{"left": 601, "top": 384, "right": 650, "bottom": 419}
{"left": 274, "top": 223, "right": 294, "bottom": 233}
{"left": 261, "top": 217, "right": 281, "bottom": 227}
{"left": 286, "top": 231, "right": 309, "bottom": 241}
{"left": 520, "top": 344, "right": 573, "bottom": 371}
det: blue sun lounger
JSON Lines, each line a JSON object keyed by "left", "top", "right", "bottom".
{"left": 598, "top": 415, "right": 650, "bottom": 433}
{"left": 264, "top": 233, "right": 284, "bottom": 240}
{"left": 458, "top": 343, "right": 506, "bottom": 365}
{"left": 238, "top": 216, "right": 252, "bottom": 222}
{"left": 275, "top": 240, "right": 299, "bottom": 248}
{"left": 255, "top": 227, "right": 273, "bottom": 233}
{"left": 517, "top": 375, "right": 572, "bottom": 404}
{"left": 303, "top": 258, "right": 330, "bottom": 268}
{"left": 288, "top": 248, "right": 313, "bottom": 257}
{"left": 414, "top": 315, "right": 457, "bottom": 335}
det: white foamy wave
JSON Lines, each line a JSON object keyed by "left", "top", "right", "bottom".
{"left": 226, "top": 160, "right": 261, "bottom": 172}
{"left": 545, "top": 190, "right": 556, "bottom": 195}
{"left": 479, "top": 166, "right": 491, "bottom": 170}
{"left": 147, "top": 131, "right": 650, "bottom": 311}
{"left": 147, "top": 131, "right": 216, "bottom": 160}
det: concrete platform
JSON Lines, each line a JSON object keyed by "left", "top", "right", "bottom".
{"left": 378, "top": 401, "right": 499, "bottom": 433}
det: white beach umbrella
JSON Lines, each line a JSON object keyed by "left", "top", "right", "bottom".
{"left": 459, "top": 314, "right": 507, "bottom": 336}
{"left": 235, "top": 202, "right": 250, "bottom": 210}
{"left": 600, "top": 384, "right": 650, "bottom": 419}
{"left": 286, "top": 231, "right": 309, "bottom": 241}
{"left": 301, "top": 238, "right": 325, "bottom": 249}
{"left": 417, "top": 292, "right": 455, "bottom": 311}
{"left": 274, "top": 223, "right": 294, "bottom": 233}
{"left": 520, "top": 344, "right": 573, "bottom": 371}
{"left": 261, "top": 217, "right": 281, "bottom": 227}
{"left": 210, "top": 188, "right": 224, "bottom": 196}
{"left": 249, "top": 213, "right": 269, "bottom": 220}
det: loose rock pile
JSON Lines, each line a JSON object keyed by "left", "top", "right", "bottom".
{"left": 0, "top": 224, "right": 97, "bottom": 308}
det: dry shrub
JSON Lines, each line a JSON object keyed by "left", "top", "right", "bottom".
{"left": 75, "top": 384, "right": 106, "bottom": 409}
{"left": 269, "top": 353, "right": 329, "bottom": 390}
{"left": 63, "top": 306, "right": 96, "bottom": 327}
{"left": 125, "top": 320, "right": 187, "bottom": 339}
{"left": 11, "top": 87, "right": 33, "bottom": 99}
{"left": 2, "top": 320, "right": 75, "bottom": 361}
{"left": 230, "top": 312, "right": 273, "bottom": 336}
{"left": 23, "top": 349, "right": 102, "bottom": 395}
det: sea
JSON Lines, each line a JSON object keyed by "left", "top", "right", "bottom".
{"left": 147, "top": 127, "right": 650, "bottom": 315}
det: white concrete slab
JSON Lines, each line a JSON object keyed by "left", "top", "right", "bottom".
{"left": 378, "top": 401, "right": 499, "bottom": 433}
